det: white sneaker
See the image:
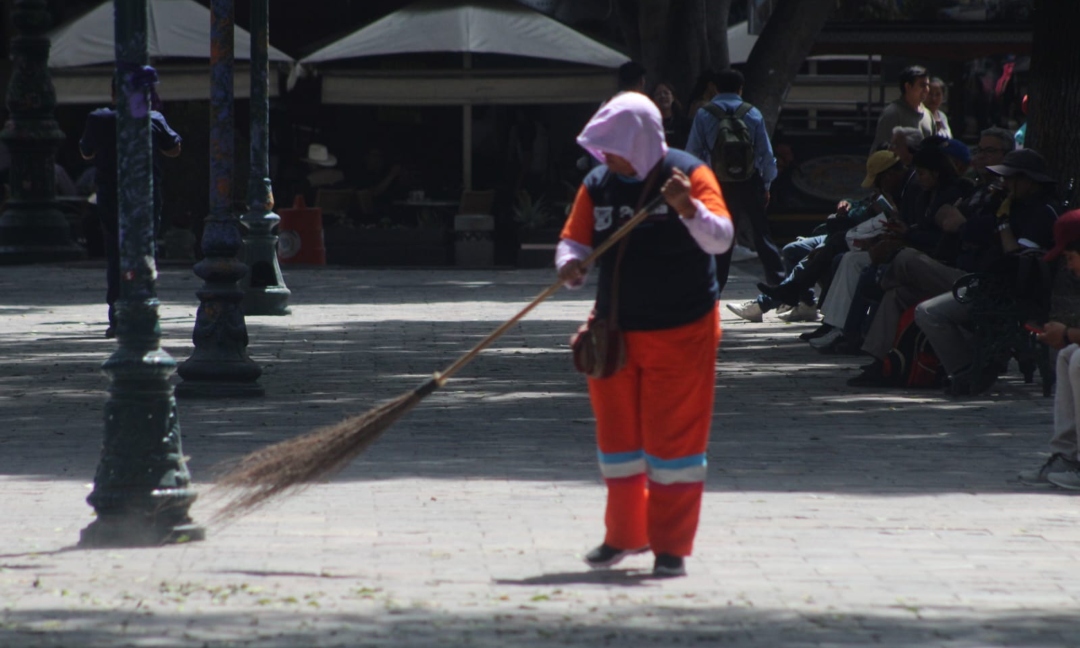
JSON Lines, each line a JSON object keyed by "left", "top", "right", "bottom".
{"left": 808, "top": 327, "right": 843, "bottom": 348}
{"left": 726, "top": 300, "right": 763, "bottom": 322}
{"left": 731, "top": 244, "right": 758, "bottom": 263}
{"left": 777, "top": 301, "right": 819, "bottom": 323}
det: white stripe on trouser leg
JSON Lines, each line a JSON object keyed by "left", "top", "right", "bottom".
{"left": 646, "top": 453, "right": 708, "bottom": 485}
{"left": 597, "top": 449, "right": 647, "bottom": 479}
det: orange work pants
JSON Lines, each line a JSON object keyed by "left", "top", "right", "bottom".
{"left": 587, "top": 306, "right": 720, "bottom": 557}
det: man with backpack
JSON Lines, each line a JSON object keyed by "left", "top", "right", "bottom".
{"left": 686, "top": 68, "right": 784, "bottom": 292}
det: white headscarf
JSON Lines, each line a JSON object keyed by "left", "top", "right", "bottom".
{"left": 576, "top": 92, "right": 668, "bottom": 181}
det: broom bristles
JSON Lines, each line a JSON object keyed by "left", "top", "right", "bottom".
{"left": 211, "top": 386, "right": 426, "bottom": 523}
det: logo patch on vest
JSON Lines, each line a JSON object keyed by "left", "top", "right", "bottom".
{"left": 594, "top": 206, "right": 613, "bottom": 231}
{"left": 619, "top": 205, "right": 634, "bottom": 221}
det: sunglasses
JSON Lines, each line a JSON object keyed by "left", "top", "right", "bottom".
{"left": 972, "top": 146, "right": 1006, "bottom": 155}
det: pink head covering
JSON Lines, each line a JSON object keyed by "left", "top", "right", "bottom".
{"left": 576, "top": 92, "right": 668, "bottom": 181}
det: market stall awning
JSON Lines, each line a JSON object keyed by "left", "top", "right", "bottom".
{"left": 48, "top": 0, "right": 293, "bottom": 68}
{"left": 300, "top": 0, "right": 628, "bottom": 67}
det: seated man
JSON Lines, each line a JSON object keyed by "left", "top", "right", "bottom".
{"left": 1019, "top": 209, "right": 1080, "bottom": 488}
{"left": 727, "top": 151, "right": 907, "bottom": 323}
{"left": 847, "top": 143, "right": 975, "bottom": 386}
{"left": 915, "top": 147, "right": 1059, "bottom": 394}
{"left": 815, "top": 129, "right": 1010, "bottom": 353}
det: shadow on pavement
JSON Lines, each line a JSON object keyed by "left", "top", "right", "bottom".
{"left": 0, "top": 266, "right": 1055, "bottom": 497}
{"left": 495, "top": 568, "right": 653, "bottom": 587}
{"left": 0, "top": 606, "right": 1073, "bottom": 647}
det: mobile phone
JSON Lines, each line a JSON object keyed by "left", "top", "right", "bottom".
{"left": 875, "top": 195, "right": 896, "bottom": 217}
{"left": 1024, "top": 323, "right": 1044, "bottom": 335}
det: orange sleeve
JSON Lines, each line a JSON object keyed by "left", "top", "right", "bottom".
{"left": 560, "top": 183, "right": 595, "bottom": 246}
{"left": 689, "top": 165, "right": 731, "bottom": 223}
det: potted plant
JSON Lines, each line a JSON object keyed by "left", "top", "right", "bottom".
{"left": 513, "top": 191, "right": 563, "bottom": 268}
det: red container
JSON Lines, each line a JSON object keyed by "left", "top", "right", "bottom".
{"left": 277, "top": 195, "right": 326, "bottom": 265}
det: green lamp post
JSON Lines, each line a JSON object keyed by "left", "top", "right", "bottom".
{"left": 176, "top": 0, "right": 264, "bottom": 398}
{"left": 80, "top": 0, "right": 203, "bottom": 547}
{"left": 0, "top": 0, "right": 84, "bottom": 264}
{"left": 240, "top": 0, "right": 290, "bottom": 316}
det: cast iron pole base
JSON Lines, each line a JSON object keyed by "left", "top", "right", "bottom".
{"left": 80, "top": 517, "right": 206, "bottom": 548}
{"left": 175, "top": 250, "right": 265, "bottom": 398}
{"left": 0, "top": 203, "right": 85, "bottom": 263}
{"left": 240, "top": 225, "right": 291, "bottom": 316}
{"left": 174, "top": 377, "right": 265, "bottom": 399}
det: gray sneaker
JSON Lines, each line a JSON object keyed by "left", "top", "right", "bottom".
{"left": 1018, "top": 453, "right": 1080, "bottom": 486}
{"left": 1047, "top": 468, "right": 1080, "bottom": 490}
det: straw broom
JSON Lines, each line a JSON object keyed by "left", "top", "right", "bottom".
{"left": 212, "top": 193, "right": 668, "bottom": 521}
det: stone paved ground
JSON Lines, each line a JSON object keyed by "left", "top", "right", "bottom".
{"left": 0, "top": 261, "right": 1078, "bottom": 647}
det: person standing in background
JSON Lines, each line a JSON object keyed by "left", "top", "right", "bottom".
{"left": 926, "top": 77, "right": 953, "bottom": 138}
{"left": 652, "top": 82, "right": 689, "bottom": 149}
{"left": 80, "top": 76, "right": 182, "bottom": 338}
{"left": 872, "top": 65, "right": 934, "bottom": 151}
{"left": 686, "top": 68, "right": 784, "bottom": 291}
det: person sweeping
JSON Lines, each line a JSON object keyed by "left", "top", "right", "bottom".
{"left": 557, "top": 92, "right": 733, "bottom": 578}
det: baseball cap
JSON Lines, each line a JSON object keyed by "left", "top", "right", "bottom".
{"left": 1044, "top": 209, "right": 1080, "bottom": 262}
{"left": 861, "top": 150, "right": 902, "bottom": 188}
{"left": 941, "top": 138, "right": 971, "bottom": 165}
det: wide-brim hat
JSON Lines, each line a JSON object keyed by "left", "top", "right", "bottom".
{"left": 861, "top": 150, "right": 901, "bottom": 188}
{"left": 986, "top": 148, "right": 1055, "bottom": 184}
{"left": 1044, "top": 209, "right": 1080, "bottom": 262}
{"left": 303, "top": 143, "right": 337, "bottom": 167}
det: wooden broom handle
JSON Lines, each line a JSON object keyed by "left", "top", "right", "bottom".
{"left": 434, "top": 193, "right": 668, "bottom": 386}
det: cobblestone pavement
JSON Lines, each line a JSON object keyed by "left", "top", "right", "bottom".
{"left": 0, "top": 261, "right": 1078, "bottom": 647}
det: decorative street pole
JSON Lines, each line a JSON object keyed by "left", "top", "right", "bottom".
{"left": 176, "top": 0, "right": 264, "bottom": 398}
{"left": 80, "top": 0, "right": 203, "bottom": 548}
{"left": 240, "top": 0, "right": 290, "bottom": 316}
{"left": 0, "top": 0, "right": 83, "bottom": 264}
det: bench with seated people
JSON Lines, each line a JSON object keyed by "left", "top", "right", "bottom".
{"left": 765, "top": 126, "right": 1060, "bottom": 398}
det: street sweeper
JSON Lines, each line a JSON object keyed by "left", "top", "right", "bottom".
{"left": 556, "top": 92, "right": 734, "bottom": 578}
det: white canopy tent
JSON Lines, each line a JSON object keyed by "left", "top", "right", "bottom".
{"left": 301, "top": 0, "right": 628, "bottom": 67}
{"left": 299, "top": 0, "right": 629, "bottom": 189}
{"left": 48, "top": 0, "right": 294, "bottom": 104}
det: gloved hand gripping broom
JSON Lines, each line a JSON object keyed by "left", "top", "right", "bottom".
{"left": 214, "top": 193, "right": 668, "bottom": 521}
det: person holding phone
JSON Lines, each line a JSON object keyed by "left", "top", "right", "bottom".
{"left": 1021, "top": 210, "right": 1080, "bottom": 488}
{"left": 915, "top": 144, "right": 1057, "bottom": 395}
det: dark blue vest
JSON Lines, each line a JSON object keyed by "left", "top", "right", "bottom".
{"left": 585, "top": 149, "right": 719, "bottom": 331}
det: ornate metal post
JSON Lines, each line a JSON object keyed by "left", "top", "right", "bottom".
{"left": 80, "top": 0, "right": 203, "bottom": 548}
{"left": 176, "top": 0, "right": 264, "bottom": 398}
{"left": 240, "top": 0, "right": 290, "bottom": 315}
{"left": 0, "top": 0, "right": 83, "bottom": 263}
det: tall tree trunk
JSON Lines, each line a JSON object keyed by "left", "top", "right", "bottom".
{"left": 705, "top": 0, "right": 732, "bottom": 71}
{"left": 637, "top": 0, "right": 670, "bottom": 90}
{"left": 1028, "top": 0, "right": 1080, "bottom": 206}
{"left": 613, "top": 0, "right": 642, "bottom": 67}
{"left": 661, "top": 0, "right": 710, "bottom": 100}
{"left": 741, "top": 0, "right": 835, "bottom": 135}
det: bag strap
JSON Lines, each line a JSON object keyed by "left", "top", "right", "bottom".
{"left": 607, "top": 162, "right": 665, "bottom": 330}
{"left": 701, "top": 101, "right": 752, "bottom": 121}
{"left": 701, "top": 102, "right": 726, "bottom": 121}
